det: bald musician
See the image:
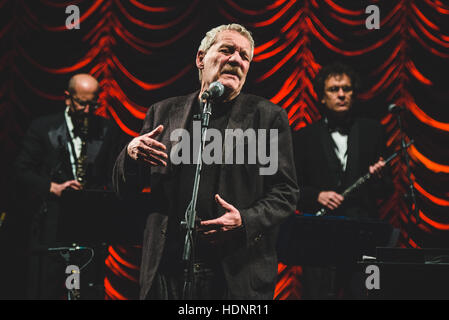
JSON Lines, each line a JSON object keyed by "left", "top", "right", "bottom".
{"left": 15, "top": 74, "right": 126, "bottom": 299}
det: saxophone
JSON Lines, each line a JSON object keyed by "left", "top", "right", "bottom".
{"left": 75, "top": 116, "right": 89, "bottom": 187}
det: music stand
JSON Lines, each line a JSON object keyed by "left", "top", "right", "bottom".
{"left": 358, "top": 247, "right": 449, "bottom": 299}
{"left": 277, "top": 214, "right": 398, "bottom": 267}
{"left": 55, "top": 189, "right": 151, "bottom": 299}
{"left": 58, "top": 189, "right": 150, "bottom": 244}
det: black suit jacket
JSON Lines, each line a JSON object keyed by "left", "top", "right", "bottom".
{"left": 15, "top": 111, "right": 126, "bottom": 299}
{"left": 15, "top": 112, "right": 124, "bottom": 238}
{"left": 293, "top": 117, "right": 393, "bottom": 219}
{"left": 113, "top": 91, "right": 299, "bottom": 299}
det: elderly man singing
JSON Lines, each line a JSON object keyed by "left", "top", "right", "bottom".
{"left": 113, "top": 24, "right": 298, "bottom": 300}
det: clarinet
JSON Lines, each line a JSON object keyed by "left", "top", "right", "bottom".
{"left": 70, "top": 116, "right": 88, "bottom": 301}
{"left": 315, "top": 140, "right": 413, "bottom": 216}
{"left": 75, "top": 116, "right": 89, "bottom": 187}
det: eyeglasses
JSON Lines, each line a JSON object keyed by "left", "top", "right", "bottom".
{"left": 70, "top": 95, "right": 98, "bottom": 109}
{"left": 326, "top": 86, "right": 353, "bottom": 93}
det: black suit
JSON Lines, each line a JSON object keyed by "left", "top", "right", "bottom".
{"left": 292, "top": 117, "right": 393, "bottom": 299}
{"left": 293, "top": 117, "right": 392, "bottom": 218}
{"left": 113, "top": 91, "right": 299, "bottom": 300}
{"left": 15, "top": 111, "right": 125, "bottom": 299}
{"left": 15, "top": 112, "right": 123, "bottom": 193}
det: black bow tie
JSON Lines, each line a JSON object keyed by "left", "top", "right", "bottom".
{"left": 328, "top": 125, "right": 349, "bottom": 135}
{"left": 327, "top": 121, "right": 350, "bottom": 134}
{"left": 326, "top": 117, "right": 352, "bottom": 135}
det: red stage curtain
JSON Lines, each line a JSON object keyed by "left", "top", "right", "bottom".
{"left": 1, "top": 0, "right": 448, "bottom": 299}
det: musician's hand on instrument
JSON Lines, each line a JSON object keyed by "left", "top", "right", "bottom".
{"left": 369, "top": 157, "right": 385, "bottom": 179}
{"left": 318, "top": 191, "right": 344, "bottom": 210}
{"left": 50, "top": 180, "right": 82, "bottom": 197}
{"left": 127, "top": 125, "right": 168, "bottom": 167}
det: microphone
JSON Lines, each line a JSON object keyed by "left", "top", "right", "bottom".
{"left": 388, "top": 104, "right": 405, "bottom": 114}
{"left": 201, "top": 81, "right": 225, "bottom": 100}
{"left": 47, "top": 246, "right": 88, "bottom": 252}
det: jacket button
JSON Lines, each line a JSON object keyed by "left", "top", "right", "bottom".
{"left": 254, "top": 234, "right": 262, "bottom": 242}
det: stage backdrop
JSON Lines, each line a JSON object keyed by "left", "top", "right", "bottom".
{"left": 1, "top": 0, "right": 448, "bottom": 300}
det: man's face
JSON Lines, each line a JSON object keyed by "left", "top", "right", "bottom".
{"left": 196, "top": 30, "right": 252, "bottom": 101}
{"left": 321, "top": 73, "right": 354, "bottom": 115}
{"left": 65, "top": 84, "right": 99, "bottom": 120}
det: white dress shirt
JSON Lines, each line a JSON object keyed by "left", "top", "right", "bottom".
{"left": 325, "top": 117, "right": 349, "bottom": 171}
{"left": 330, "top": 130, "right": 348, "bottom": 171}
{"left": 64, "top": 106, "right": 82, "bottom": 179}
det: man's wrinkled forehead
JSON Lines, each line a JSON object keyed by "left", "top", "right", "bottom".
{"left": 208, "top": 30, "right": 253, "bottom": 57}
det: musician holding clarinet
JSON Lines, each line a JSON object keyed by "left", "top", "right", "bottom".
{"left": 292, "top": 62, "right": 394, "bottom": 299}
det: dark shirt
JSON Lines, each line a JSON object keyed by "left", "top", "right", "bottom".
{"left": 160, "top": 97, "right": 234, "bottom": 272}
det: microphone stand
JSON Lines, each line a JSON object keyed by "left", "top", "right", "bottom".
{"left": 181, "top": 96, "right": 213, "bottom": 299}
{"left": 396, "top": 110, "right": 420, "bottom": 226}
{"left": 47, "top": 245, "right": 92, "bottom": 300}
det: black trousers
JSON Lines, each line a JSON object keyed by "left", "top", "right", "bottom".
{"left": 146, "top": 261, "right": 228, "bottom": 300}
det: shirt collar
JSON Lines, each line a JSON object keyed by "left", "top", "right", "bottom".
{"left": 64, "top": 106, "right": 77, "bottom": 139}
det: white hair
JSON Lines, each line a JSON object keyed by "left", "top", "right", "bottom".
{"left": 197, "top": 24, "right": 254, "bottom": 81}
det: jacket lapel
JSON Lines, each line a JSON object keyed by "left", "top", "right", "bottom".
{"left": 47, "top": 112, "right": 74, "bottom": 179}
{"left": 160, "top": 91, "right": 198, "bottom": 177}
{"left": 218, "top": 94, "right": 254, "bottom": 197}
{"left": 48, "top": 113, "right": 68, "bottom": 150}
{"left": 225, "top": 94, "right": 254, "bottom": 133}
{"left": 223, "top": 93, "right": 254, "bottom": 160}
{"left": 343, "top": 119, "right": 360, "bottom": 186}
{"left": 318, "top": 120, "right": 344, "bottom": 188}
{"left": 167, "top": 92, "right": 198, "bottom": 142}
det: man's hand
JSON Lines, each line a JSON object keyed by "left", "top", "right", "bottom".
{"left": 369, "top": 157, "right": 386, "bottom": 178}
{"left": 318, "top": 191, "right": 344, "bottom": 210}
{"left": 200, "top": 194, "right": 243, "bottom": 240}
{"left": 127, "top": 125, "right": 168, "bottom": 167}
{"left": 50, "top": 180, "right": 82, "bottom": 197}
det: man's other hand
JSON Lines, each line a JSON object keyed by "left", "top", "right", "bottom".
{"left": 317, "top": 191, "right": 344, "bottom": 210}
{"left": 50, "top": 180, "right": 82, "bottom": 197}
{"left": 199, "top": 194, "right": 243, "bottom": 244}
{"left": 369, "top": 157, "right": 386, "bottom": 178}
